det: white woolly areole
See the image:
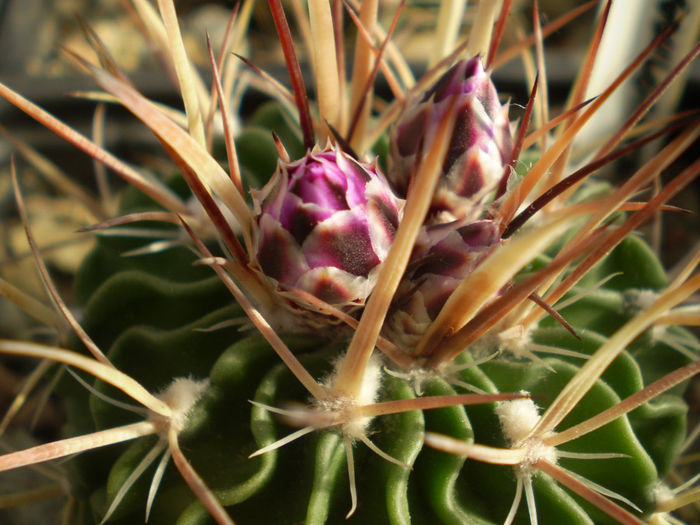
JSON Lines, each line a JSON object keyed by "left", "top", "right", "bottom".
{"left": 624, "top": 288, "right": 659, "bottom": 313}
{"left": 343, "top": 353, "right": 383, "bottom": 440}
{"left": 496, "top": 396, "right": 557, "bottom": 470}
{"left": 651, "top": 483, "right": 675, "bottom": 508}
{"left": 497, "top": 325, "right": 531, "bottom": 354}
{"left": 320, "top": 354, "right": 383, "bottom": 440}
{"left": 384, "top": 365, "right": 436, "bottom": 396}
{"left": 155, "top": 377, "right": 209, "bottom": 433}
{"left": 495, "top": 396, "right": 541, "bottom": 446}
{"left": 521, "top": 439, "right": 558, "bottom": 470}
{"left": 646, "top": 484, "right": 678, "bottom": 525}
{"left": 633, "top": 289, "right": 658, "bottom": 309}
{"left": 469, "top": 324, "right": 533, "bottom": 361}
{"left": 354, "top": 353, "right": 383, "bottom": 407}
{"left": 647, "top": 514, "right": 672, "bottom": 525}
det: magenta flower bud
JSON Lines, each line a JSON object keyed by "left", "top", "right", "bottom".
{"left": 389, "top": 56, "right": 512, "bottom": 221}
{"left": 387, "top": 220, "right": 500, "bottom": 350}
{"left": 253, "top": 146, "right": 401, "bottom": 305}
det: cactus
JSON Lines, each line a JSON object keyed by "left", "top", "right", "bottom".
{"left": 0, "top": 2, "right": 699, "bottom": 525}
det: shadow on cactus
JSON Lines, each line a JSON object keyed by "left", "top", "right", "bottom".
{"left": 0, "top": 1, "right": 699, "bottom": 524}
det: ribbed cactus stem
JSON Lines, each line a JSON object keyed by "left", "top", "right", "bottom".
{"left": 545, "top": 359, "right": 700, "bottom": 448}
{"left": 533, "top": 271, "right": 700, "bottom": 438}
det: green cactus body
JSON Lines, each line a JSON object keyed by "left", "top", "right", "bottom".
{"left": 52, "top": 144, "right": 694, "bottom": 524}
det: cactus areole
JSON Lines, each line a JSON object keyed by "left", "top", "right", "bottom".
{"left": 253, "top": 146, "right": 402, "bottom": 304}
{"left": 390, "top": 56, "right": 513, "bottom": 221}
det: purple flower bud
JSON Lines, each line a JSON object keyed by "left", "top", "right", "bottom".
{"left": 389, "top": 56, "right": 512, "bottom": 222}
{"left": 253, "top": 147, "right": 401, "bottom": 305}
{"left": 387, "top": 220, "right": 500, "bottom": 350}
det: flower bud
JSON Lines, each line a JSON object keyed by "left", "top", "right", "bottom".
{"left": 253, "top": 146, "right": 401, "bottom": 305}
{"left": 387, "top": 220, "right": 500, "bottom": 350}
{"left": 389, "top": 56, "right": 512, "bottom": 221}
